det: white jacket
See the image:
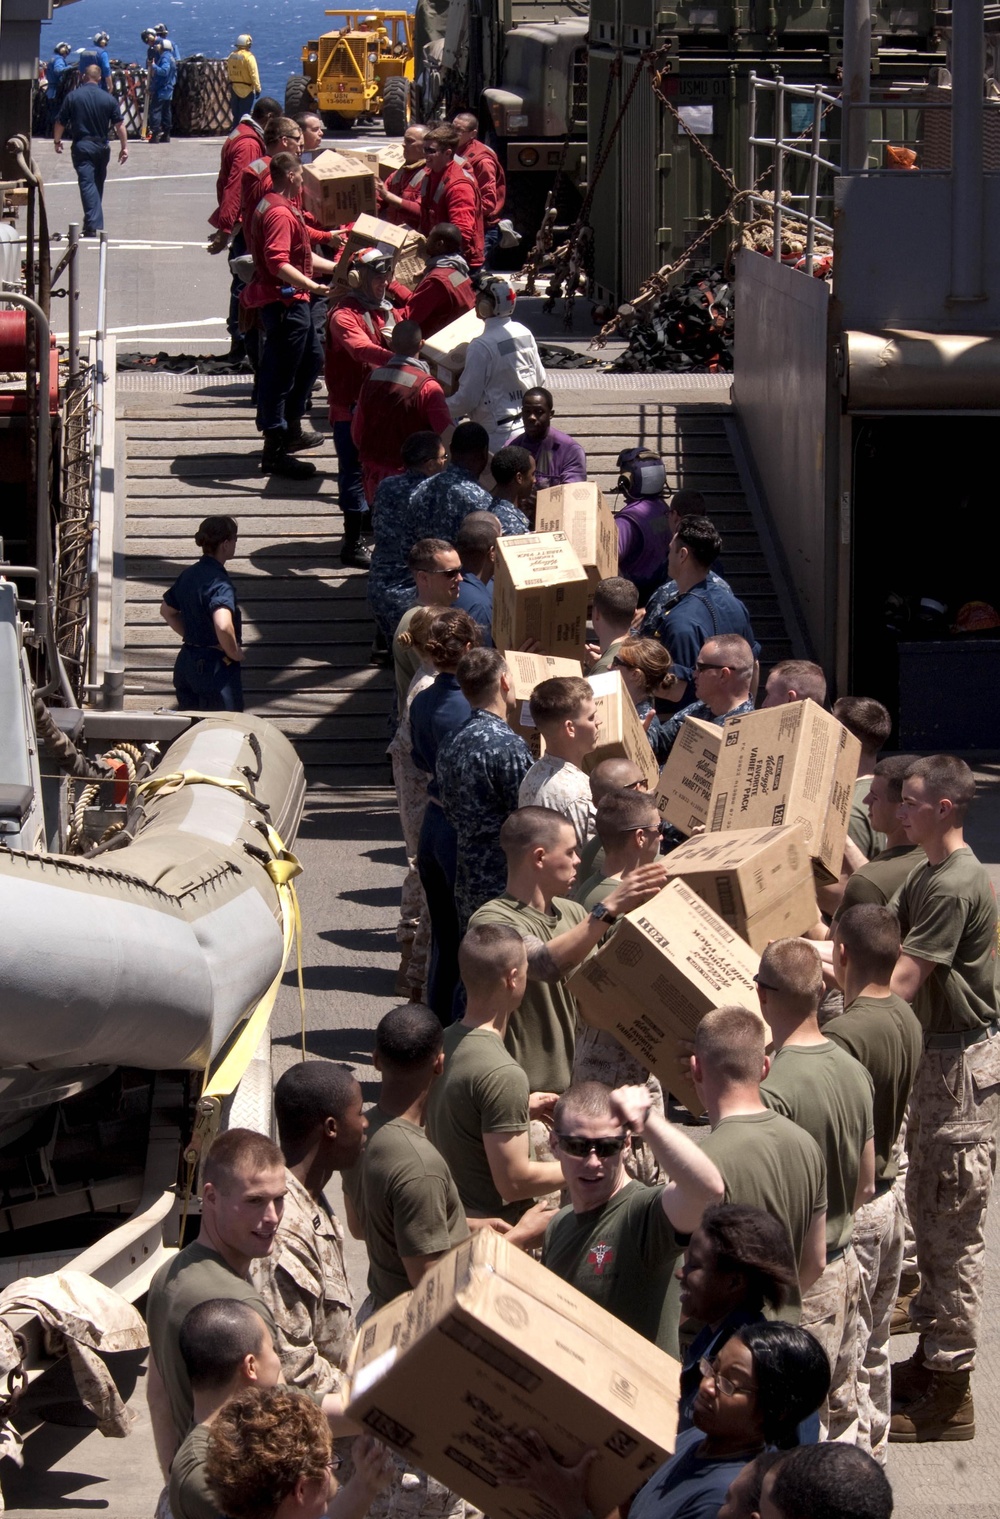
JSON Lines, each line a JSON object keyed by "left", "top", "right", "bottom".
{"left": 447, "top": 316, "right": 545, "bottom": 452}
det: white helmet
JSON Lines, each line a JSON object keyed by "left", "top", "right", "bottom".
{"left": 235, "top": 34, "right": 253, "bottom": 48}
{"left": 93, "top": 32, "right": 109, "bottom": 46}
{"left": 158, "top": 38, "right": 174, "bottom": 52}
{"left": 55, "top": 41, "right": 72, "bottom": 55}
{"left": 475, "top": 275, "right": 516, "bottom": 318}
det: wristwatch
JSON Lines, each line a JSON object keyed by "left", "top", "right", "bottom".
{"left": 589, "top": 902, "right": 618, "bottom": 927}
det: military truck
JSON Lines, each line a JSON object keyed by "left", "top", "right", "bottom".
{"left": 417, "top": 0, "right": 589, "bottom": 253}
{"left": 285, "top": 9, "right": 415, "bottom": 133}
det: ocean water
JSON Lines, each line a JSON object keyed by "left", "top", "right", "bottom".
{"left": 39, "top": 0, "right": 416, "bottom": 105}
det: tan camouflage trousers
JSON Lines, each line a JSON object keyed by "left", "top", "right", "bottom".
{"left": 391, "top": 747, "right": 431, "bottom": 991}
{"left": 799, "top": 1244, "right": 861, "bottom": 1444}
{"left": 906, "top": 1034, "right": 1000, "bottom": 1371}
{"left": 892, "top": 1112, "right": 917, "bottom": 1279}
{"left": 853, "top": 1187, "right": 902, "bottom": 1464}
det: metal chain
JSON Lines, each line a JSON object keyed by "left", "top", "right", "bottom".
{"left": 650, "top": 67, "right": 738, "bottom": 192}
{"left": 594, "top": 94, "right": 837, "bottom": 347}
{"left": 545, "top": 47, "right": 661, "bottom": 328}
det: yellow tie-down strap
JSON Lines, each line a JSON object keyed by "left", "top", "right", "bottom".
{"left": 136, "top": 771, "right": 308, "bottom": 1208}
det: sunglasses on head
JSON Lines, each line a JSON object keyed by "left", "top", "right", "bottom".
{"left": 555, "top": 1133, "right": 628, "bottom": 1159}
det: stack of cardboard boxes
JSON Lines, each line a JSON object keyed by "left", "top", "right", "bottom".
{"left": 491, "top": 533, "right": 590, "bottom": 661}
{"left": 346, "top": 1231, "right": 679, "bottom": 1519}
{"left": 301, "top": 150, "right": 377, "bottom": 226}
{"left": 331, "top": 211, "right": 426, "bottom": 291}
{"left": 535, "top": 483, "right": 618, "bottom": 591}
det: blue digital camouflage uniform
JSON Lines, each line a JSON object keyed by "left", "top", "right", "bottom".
{"left": 642, "top": 581, "right": 760, "bottom": 709}
{"left": 407, "top": 464, "right": 528, "bottom": 547}
{"left": 639, "top": 567, "right": 733, "bottom": 644}
{"left": 436, "top": 709, "right": 532, "bottom": 931}
{"left": 368, "top": 469, "right": 423, "bottom": 642}
{"left": 655, "top": 695, "right": 755, "bottom": 758}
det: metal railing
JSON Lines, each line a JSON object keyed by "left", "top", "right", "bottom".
{"left": 86, "top": 232, "right": 110, "bottom": 692}
{"left": 838, "top": 93, "right": 1000, "bottom": 176}
{"left": 747, "top": 75, "right": 841, "bottom": 276}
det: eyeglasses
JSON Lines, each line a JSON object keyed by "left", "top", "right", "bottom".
{"left": 699, "top": 1357, "right": 752, "bottom": 1399}
{"left": 752, "top": 972, "right": 779, "bottom": 991}
{"left": 555, "top": 1133, "right": 628, "bottom": 1159}
{"left": 326, "top": 1457, "right": 344, "bottom": 1472}
{"left": 610, "top": 656, "right": 631, "bottom": 670}
{"left": 694, "top": 662, "right": 728, "bottom": 673}
{"left": 624, "top": 778, "right": 650, "bottom": 792}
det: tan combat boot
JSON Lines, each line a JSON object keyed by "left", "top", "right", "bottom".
{"left": 890, "top": 1270, "right": 920, "bottom": 1335}
{"left": 889, "top": 1369, "right": 975, "bottom": 1442}
{"left": 891, "top": 1335, "right": 931, "bottom": 1408}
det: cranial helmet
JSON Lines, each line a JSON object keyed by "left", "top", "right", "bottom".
{"left": 475, "top": 275, "right": 516, "bottom": 318}
{"left": 93, "top": 32, "right": 109, "bottom": 46}
{"left": 141, "top": 28, "right": 157, "bottom": 42}
{"left": 154, "top": 22, "right": 169, "bottom": 35}
{"left": 616, "top": 447, "right": 667, "bottom": 501}
{"left": 158, "top": 38, "right": 174, "bottom": 51}
{"left": 348, "top": 247, "right": 393, "bottom": 290}
{"left": 55, "top": 41, "right": 72, "bottom": 54}
{"left": 235, "top": 34, "right": 253, "bottom": 49}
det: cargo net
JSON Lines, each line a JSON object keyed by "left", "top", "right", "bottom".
{"left": 31, "top": 58, "right": 231, "bottom": 140}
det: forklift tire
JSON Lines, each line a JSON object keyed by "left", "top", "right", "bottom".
{"left": 284, "top": 74, "right": 315, "bottom": 117}
{"left": 382, "top": 76, "right": 411, "bottom": 137}
{"left": 321, "top": 109, "right": 353, "bottom": 133}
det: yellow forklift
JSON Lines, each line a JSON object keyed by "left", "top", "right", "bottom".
{"left": 284, "top": 10, "right": 415, "bottom": 134}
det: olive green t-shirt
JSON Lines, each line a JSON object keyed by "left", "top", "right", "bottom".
{"left": 354, "top": 1109, "right": 469, "bottom": 1311}
{"left": 848, "top": 777, "right": 886, "bottom": 861}
{"left": 426, "top": 1024, "right": 531, "bottom": 1223}
{"left": 826, "top": 993, "right": 923, "bottom": 1189}
{"left": 577, "top": 836, "right": 606, "bottom": 883}
{"left": 542, "top": 1181, "right": 683, "bottom": 1357}
{"left": 571, "top": 872, "right": 619, "bottom": 911}
{"left": 834, "top": 844, "right": 925, "bottom": 919}
{"left": 699, "top": 1111, "right": 827, "bottom": 1315}
{"left": 761, "top": 1042, "right": 874, "bottom": 1254}
{"left": 893, "top": 846, "right": 1000, "bottom": 1036}
{"left": 469, "top": 893, "right": 588, "bottom": 1093}
{"left": 169, "top": 1423, "right": 217, "bottom": 1519}
{"left": 146, "top": 1242, "right": 277, "bottom": 1444}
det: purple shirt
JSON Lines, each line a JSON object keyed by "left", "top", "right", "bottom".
{"left": 508, "top": 426, "right": 587, "bottom": 491}
{"left": 616, "top": 495, "right": 672, "bottom": 586}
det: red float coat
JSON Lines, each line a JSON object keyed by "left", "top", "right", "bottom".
{"left": 240, "top": 194, "right": 313, "bottom": 310}
{"left": 397, "top": 261, "right": 475, "bottom": 339}
{"left": 382, "top": 161, "right": 428, "bottom": 228}
{"left": 210, "top": 119, "right": 264, "bottom": 235}
{"left": 460, "top": 139, "right": 505, "bottom": 227}
{"left": 419, "top": 159, "right": 483, "bottom": 268}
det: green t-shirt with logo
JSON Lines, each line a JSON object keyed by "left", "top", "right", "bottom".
{"left": 761, "top": 1042, "right": 874, "bottom": 1253}
{"left": 469, "top": 893, "right": 588, "bottom": 1093}
{"left": 349, "top": 1110, "right": 469, "bottom": 1311}
{"left": 542, "top": 1180, "right": 683, "bottom": 1357}
{"left": 826, "top": 993, "right": 923, "bottom": 1188}
{"left": 893, "top": 846, "right": 1000, "bottom": 1035}
{"left": 699, "top": 1110, "right": 827, "bottom": 1316}
{"left": 426, "top": 1024, "right": 531, "bottom": 1223}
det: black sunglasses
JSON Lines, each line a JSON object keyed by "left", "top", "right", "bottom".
{"left": 753, "top": 973, "right": 779, "bottom": 991}
{"left": 555, "top": 1133, "right": 628, "bottom": 1159}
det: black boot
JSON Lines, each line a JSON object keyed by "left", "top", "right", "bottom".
{"left": 286, "top": 419, "right": 325, "bottom": 451}
{"left": 340, "top": 514, "right": 371, "bottom": 569}
{"left": 224, "top": 336, "right": 247, "bottom": 364}
{"left": 260, "top": 430, "right": 317, "bottom": 480}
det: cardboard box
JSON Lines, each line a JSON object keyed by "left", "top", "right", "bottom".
{"left": 567, "top": 877, "right": 762, "bottom": 1114}
{"left": 505, "top": 651, "right": 583, "bottom": 758}
{"left": 535, "top": 483, "right": 618, "bottom": 591}
{"left": 346, "top": 1231, "right": 678, "bottom": 1519}
{"left": 707, "top": 701, "right": 862, "bottom": 881}
{"left": 421, "top": 308, "right": 486, "bottom": 394}
{"left": 655, "top": 717, "right": 721, "bottom": 836}
{"left": 302, "top": 150, "right": 377, "bottom": 227}
{"left": 583, "top": 670, "right": 660, "bottom": 791}
{"left": 332, "top": 211, "right": 426, "bottom": 291}
{"left": 492, "top": 533, "right": 590, "bottom": 661}
{"left": 342, "top": 142, "right": 406, "bottom": 180}
{"left": 663, "top": 824, "right": 818, "bottom": 952}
